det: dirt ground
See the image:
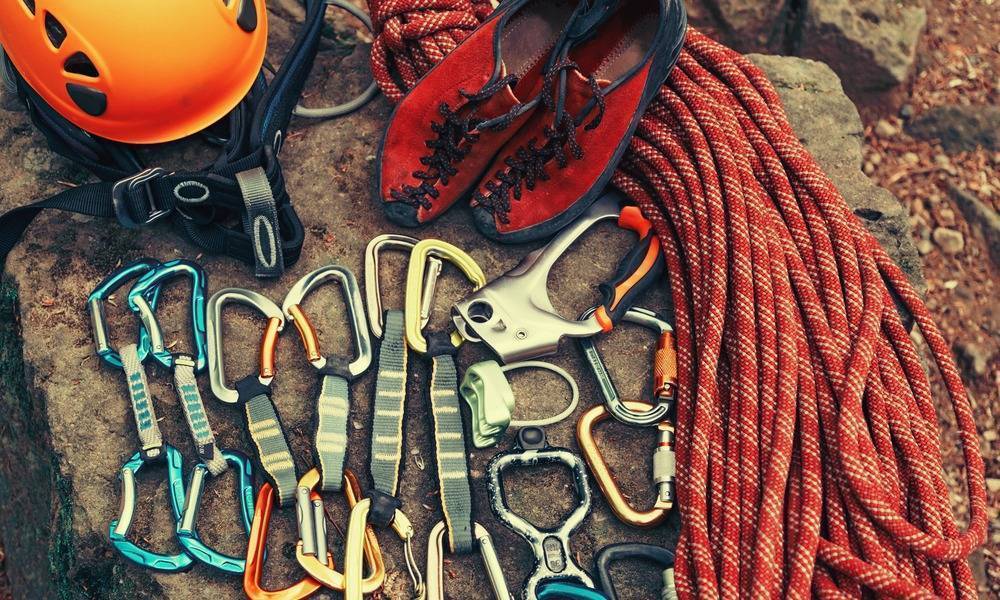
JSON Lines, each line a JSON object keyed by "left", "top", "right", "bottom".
{"left": 0, "top": 0, "right": 996, "bottom": 597}
{"left": 859, "top": 0, "right": 999, "bottom": 595}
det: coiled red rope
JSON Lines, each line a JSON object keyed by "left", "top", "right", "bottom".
{"left": 365, "top": 7, "right": 989, "bottom": 596}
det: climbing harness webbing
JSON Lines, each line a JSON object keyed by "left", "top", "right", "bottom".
{"left": 0, "top": 0, "right": 373, "bottom": 277}
{"left": 366, "top": 6, "right": 989, "bottom": 597}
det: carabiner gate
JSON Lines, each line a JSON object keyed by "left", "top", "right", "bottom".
{"left": 127, "top": 259, "right": 210, "bottom": 373}
{"left": 176, "top": 450, "right": 256, "bottom": 573}
{"left": 282, "top": 264, "right": 372, "bottom": 378}
{"left": 579, "top": 306, "right": 676, "bottom": 427}
{"left": 364, "top": 233, "right": 442, "bottom": 339}
{"left": 404, "top": 239, "right": 487, "bottom": 354}
{"left": 343, "top": 498, "right": 425, "bottom": 600}
{"left": 88, "top": 258, "right": 163, "bottom": 368}
{"left": 206, "top": 288, "right": 285, "bottom": 404}
{"left": 295, "top": 468, "right": 385, "bottom": 593}
{"left": 109, "top": 445, "right": 193, "bottom": 572}
{"left": 576, "top": 401, "right": 674, "bottom": 527}
{"left": 244, "top": 482, "right": 334, "bottom": 600}
{"left": 426, "top": 521, "right": 510, "bottom": 600}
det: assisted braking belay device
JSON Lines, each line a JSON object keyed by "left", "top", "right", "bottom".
{"left": 452, "top": 192, "right": 665, "bottom": 363}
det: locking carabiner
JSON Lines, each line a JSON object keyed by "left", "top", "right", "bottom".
{"left": 452, "top": 192, "right": 665, "bottom": 363}
{"left": 206, "top": 288, "right": 285, "bottom": 405}
{"left": 576, "top": 401, "right": 674, "bottom": 527}
{"left": 88, "top": 257, "right": 163, "bottom": 368}
{"left": 579, "top": 306, "right": 676, "bottom": 427}
{"left": 176, "top": 450, "right": 256, "bottom": 573}
{"left": 364, "top": 233, "right": 441, "bottom": 339}
{"left": 244, "top": 482, "right": 335, "bottom": 600}
{"left": 282, "top": 264, "right": 373, "bottom": 379}
{"left": 109, "top": 445, "right": 193, "bottom": 572}
{"left": 295, "top": 469, "right": 385, "bottom": 593}
{"left": 426, "top": 521, "right": 510, "bottom": 600}
{"left": 460, "top": 360, "right": 581, "bottom": 448}
{"left": 487, "top": 427, "right": 595, "bottom": 598}
{"left": 404, "top": 238, "right": 487, "bottom": 354}
{"left": 595, "top": 543, "right": 676, "bottom": 600}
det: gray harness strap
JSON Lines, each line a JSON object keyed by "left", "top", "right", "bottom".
{"left": 235, "top": 167, "right": 284, "bottom": 279}
{"left": 370, "top": 310, "right": 408, "bottom": 496}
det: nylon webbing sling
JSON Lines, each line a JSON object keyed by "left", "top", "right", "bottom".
{"left": 315, "top": 368, "right": 351, "bottom": 493}
{"left": 242, "top": 387, "right": 299, "bottom": 506}
{"left": 121, "top": 343, "right": 164, "bottom": 461}
{"left": 426, "top": 333, "right": 474, "bottom": 554}
{"left": 174, "top": 356, "right": 228, "bottom": 476}
{"left": 369, "top": 310, "right": 408, "bottom": 498}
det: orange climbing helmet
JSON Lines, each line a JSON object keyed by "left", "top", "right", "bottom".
{"left": 0, "top": 0, "right": 268, "bottom": 144}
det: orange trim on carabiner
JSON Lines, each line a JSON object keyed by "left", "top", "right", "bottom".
{"left": 260, "top": 316, "right": 282, "bottom": 380}
{"left": 286, "top": 304, "right": 323, "bottom": 364}
{"left": 244, "top": 482, "right": 334, "bottom": 600}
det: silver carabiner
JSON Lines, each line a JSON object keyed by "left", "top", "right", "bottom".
{"left": 206, "top": 288, "right": 285, "bottom": 404}
{"left": 364, "top": 234, "right": 442, "bottom": 339}
{"left": 452, "top": 193, "right": 665, "bottom": 364}
{"left": 579, "top": 306, "right": 676, "bottom": 427}
{"left": 426, "top": 521, "right": 510, "bottom": 600}
{"left": 282, "top": 265, "right": 373, "bottom": 379}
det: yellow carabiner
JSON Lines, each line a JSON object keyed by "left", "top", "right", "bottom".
{"left": 294, "top": 469, "right": 385, "bottom": 593}
{"left": 343, "top": 498, "right": 425, "bottom": 600}
{"left": 576, "top": 401, "right": 675, "bottom": 527}
{"left": 404, "top": 239, "right": 486, "bottom": 354}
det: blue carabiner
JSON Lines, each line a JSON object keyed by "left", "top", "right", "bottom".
{"left": 127, "top": 259, "right": 209, "bottom": 373}
{"left": 176, "top": 450, "right": 256, "bottom": 574}
{"left": 109, "top": 445, "right": 194, "bottom": 572}
{"left": 87, "top": 258, "right": 163, "bottom": 368}
{"left": 537, "top": 582, "right": 610, "bottom": 600}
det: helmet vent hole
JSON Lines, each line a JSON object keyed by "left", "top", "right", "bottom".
{"left": 44, "top": 12, "right": 67, "bottom": 49}
{"left": 64, "top": 53, "right": 99, "bottom": 78}
{"left": 21, "top": 0, "right": 35, "bottom": 16}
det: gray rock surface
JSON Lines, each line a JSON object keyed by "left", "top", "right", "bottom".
{"left": 0, "top": 17, "right": 920, "bottom": 600}
{"left": 950, "top": 185, "right": 1000, "bottom": 266}
{"left": 906, "top": 105, "right": 1000, "bottom": 152}
{"left": 799, "top": 0, "right": 927, "bottom": 94}
{"left": 692, "top": 0, "right": 928, "bottom": 99}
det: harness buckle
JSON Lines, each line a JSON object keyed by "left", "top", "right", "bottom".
{"left": 112, "top": 167, "right": 171, "bottom": 229}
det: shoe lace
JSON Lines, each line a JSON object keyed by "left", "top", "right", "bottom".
{"left": 391, "top": 75, "right": 521, "bottom": 209}
{"left": 474, "top": 59, "right": 606, "bottom": 223}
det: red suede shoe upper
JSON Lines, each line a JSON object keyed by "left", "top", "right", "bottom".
{"left": 378, "top": 12, "right": 547, "bottom": 225}
{"left": 471, "top": 0, "right": 679, "bottom": 240}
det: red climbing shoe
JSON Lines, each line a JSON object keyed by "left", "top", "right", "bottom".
{"left": 471, "top": 0, "right": 687, "bottom": 243}
{"left": 377, "top": 0, "right": 591, "bottom": 228}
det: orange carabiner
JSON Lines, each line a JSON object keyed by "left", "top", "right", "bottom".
{"left": 576, "top": 401, "right": 675, "bottom": 527}
{"left": 295, "top": 469, "right": 385, "bottom": 593}
{"left": 244, "top": 482, "right": 334, "bottom": 600}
